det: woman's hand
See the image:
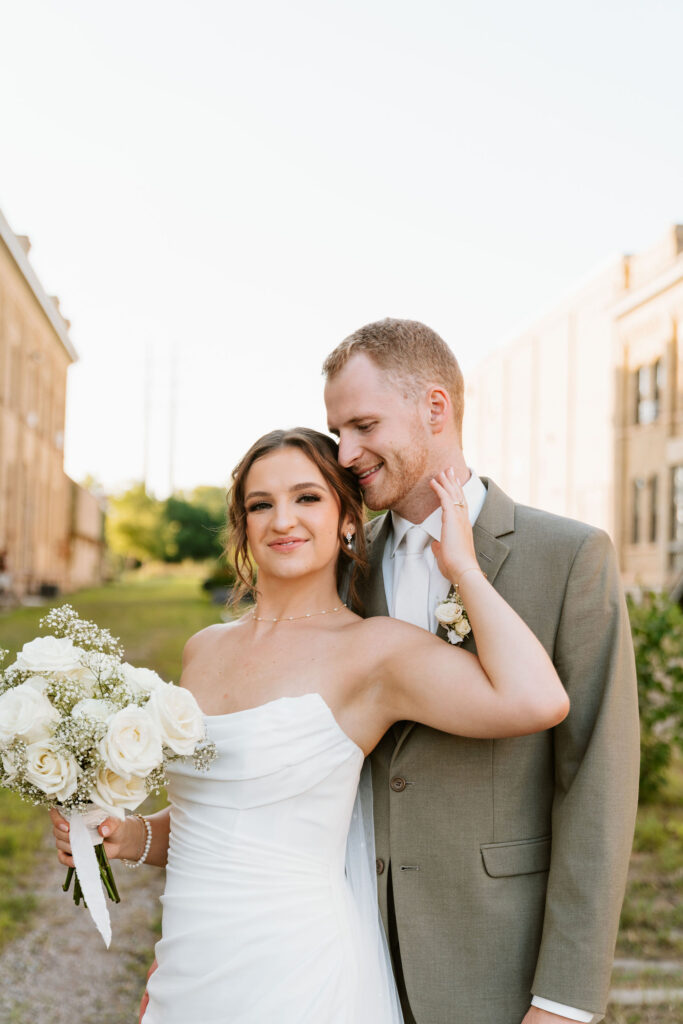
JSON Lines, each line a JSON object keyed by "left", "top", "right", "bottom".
{"left": 49, "top": 806, "right": 144, "bottom": 866}
{"left": 429, "top": 469, "right": 479, "bottom": 585}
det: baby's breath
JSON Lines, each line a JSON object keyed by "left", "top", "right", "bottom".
{"left": 45, "top": 675, "right": 88, "bottom": 717}
{"left": 0, "top": 665, "right": 29, "bottom": 696}
{"left": 40, "top": 604, "right": 124, "bottom": 658}
{"left": 145, "top": 764, "right": 167, "bottom": 796}
{"left": 192, "top": 740, "right": 218, "bottom": 772}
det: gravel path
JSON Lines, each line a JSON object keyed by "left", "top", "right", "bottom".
{"left": 0, "top": 833, "right": 165, "bottom": 1024}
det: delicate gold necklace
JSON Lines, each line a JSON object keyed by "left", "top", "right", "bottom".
{"left": 251, "top": 603, "right": 346, "bottom": 623}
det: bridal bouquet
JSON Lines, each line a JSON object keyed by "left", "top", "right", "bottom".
{"left": 0, "top": 604, "right": 216, "bottom": 945}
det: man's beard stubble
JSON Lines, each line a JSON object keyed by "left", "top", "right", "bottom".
{"left": 361, "top": 434, "right": 430, "bottom": 514}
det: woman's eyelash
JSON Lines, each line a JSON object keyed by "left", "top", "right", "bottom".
{"left": 246, "top": 494, "right": 321, "bottom": 513}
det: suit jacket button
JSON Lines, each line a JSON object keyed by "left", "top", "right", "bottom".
{"left": 390, "top": 776, "right": 407, "bottom": 792}
{"left": 376, "top": 858, "right": 385, "bottom": 875}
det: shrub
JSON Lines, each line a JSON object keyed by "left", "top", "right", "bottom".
{"left": 627, "top": 589, "right": 683, "bottom": 803}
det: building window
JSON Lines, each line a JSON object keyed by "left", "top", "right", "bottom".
{"left": 654, "top": 358, "right": 665, "bottom": 419}
{"left": 671, "top": 467, "right": 683, "bottom": 544}
{"left": 649, "top": 475, "right": 658, "bottom": 542}
{"left": 635, "top": 357, "right": 665, "bottom": 425}
{"left": 632, "top": 478, "right": 644, "bottom": 543}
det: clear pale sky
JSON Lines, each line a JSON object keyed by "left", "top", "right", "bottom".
{"left": 2, "top": 0, "right": 682, "bottom": 495}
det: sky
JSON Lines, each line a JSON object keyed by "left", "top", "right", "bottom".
{"left": 1, "top": 0, "right": 682, "bottom": 496}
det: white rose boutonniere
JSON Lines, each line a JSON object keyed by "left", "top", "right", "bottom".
{"left": 435, "top": 587, "right": 472, "bottom": 645}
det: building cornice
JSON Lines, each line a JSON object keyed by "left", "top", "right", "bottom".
{"left": 613, "top": 253, "right": 683, "bottom": 321}
{"left": 0, "top": 206, "right": 78, "bottom": 362}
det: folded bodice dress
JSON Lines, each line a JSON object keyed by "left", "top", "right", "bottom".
{"left": 142, "top": 692, "right": 402, "bottom": 1023}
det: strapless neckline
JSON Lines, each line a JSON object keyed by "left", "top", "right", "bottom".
{"left": 202, "top": 691, "right": 365, "bottom": 756}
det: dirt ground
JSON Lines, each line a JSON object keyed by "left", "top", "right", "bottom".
{"left": 0, "top": 833, "right": 164, "bottom": 1024}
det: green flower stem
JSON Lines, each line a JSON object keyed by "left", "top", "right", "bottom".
{"left": 96, "top": 844, "right": 121, "bottom": 903}
{"left": 62, "top": 844, "right": 121, "bottom": 906}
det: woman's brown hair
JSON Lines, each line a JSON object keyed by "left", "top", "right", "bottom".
{"left": 226, "top": 428, "right": 368, "bottom": 610}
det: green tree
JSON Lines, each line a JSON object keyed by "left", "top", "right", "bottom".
{"left": 162, "top": 489, "right": 226, "bottom": 562}
{"left": 105, "top": 484, "right": 168, "bottom": 564}
{"left": 627, "top": 589, "right": 683, "bottom": 803}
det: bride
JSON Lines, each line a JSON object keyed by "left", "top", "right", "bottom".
{"left": 51, "top": 427, "right": 568, "bottom": 1024}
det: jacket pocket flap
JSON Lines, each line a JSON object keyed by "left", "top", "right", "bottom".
{"left": 480, "top": 835, "right": 551, "bottom": 877}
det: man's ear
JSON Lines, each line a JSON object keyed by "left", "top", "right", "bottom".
{"left": 427, "top": 386, "right": 451, "bottom": 433}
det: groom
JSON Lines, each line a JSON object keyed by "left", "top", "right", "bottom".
{"left": 323, "top": 318, "right": 640, "bottom": 1024}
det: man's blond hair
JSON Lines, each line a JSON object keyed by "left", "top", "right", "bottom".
{"left": 322, "top": 318, "right": 465, "bottom": 441}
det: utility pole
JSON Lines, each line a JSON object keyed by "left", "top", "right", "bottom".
{"left": 168, "top": 342, "right": 177, "bottom": 497}
{"left": 143, "top": 342, "right": 152, "bottom": 496}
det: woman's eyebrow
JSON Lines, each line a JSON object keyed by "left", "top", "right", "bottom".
{"left": 245, "top": 482, "right": 325, "bottom": 500}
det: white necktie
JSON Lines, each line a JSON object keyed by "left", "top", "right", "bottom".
{"left": 393, "top": 526, "right": 431, "bottom": 631}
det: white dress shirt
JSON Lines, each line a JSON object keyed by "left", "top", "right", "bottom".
{"left": 381, "top": 469, "right": 600, "bottom": 1024}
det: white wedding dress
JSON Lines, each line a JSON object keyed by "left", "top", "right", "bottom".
{"left": 141, "top": 692, "right": 403, "bottom": 1023}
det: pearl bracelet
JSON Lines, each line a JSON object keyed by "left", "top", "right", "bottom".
{"left": 122, "top": 813, "right": 152, "bottom": 869}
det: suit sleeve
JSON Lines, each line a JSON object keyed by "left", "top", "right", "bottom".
{"left": 531, "top": 529, "right": 640, "bottom": 1014}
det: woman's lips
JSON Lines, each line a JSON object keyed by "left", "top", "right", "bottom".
{"left": 268, "top": 538, "right": 307, "bottom": 552}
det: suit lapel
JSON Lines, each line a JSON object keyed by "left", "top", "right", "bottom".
{"left": 360, "top": 513, "right": 391, "bottom": 617}
{"left": 393, "top": 477, "right": 516, "bottom": 758}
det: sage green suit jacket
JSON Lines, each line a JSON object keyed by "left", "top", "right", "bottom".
{"left": 361, "top": 478, "right": 640, "bottom": 1024}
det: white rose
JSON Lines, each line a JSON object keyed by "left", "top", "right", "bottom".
{"left": 122, "top": 663, "right": 166, "bottom": 697}
{"left": 72, "top": 698, "right": 116, "bottom": 723}
{"left": 435, "top": 601, "right": 463, "bottom": 625}
{"left": 24, "top": 674, "right": 51, "bottom": 695}
{"left": 146, "top": 684, "right": 206, "bottom": 756}
{"left": 100, "top": 705, "right": 163, "bottom": 779}
{"left": 24, "top": 739, "right": 78, "bottom": 801}
{"left": 90, "top": 766, "right": 148, "bottom": 820}
{"left": 454, "top": 617, "right": 471, "bottom": 638}
{"left": 15, "top": 636, "right": 84, "bottom": 674}
{"left": 0, "top": 682, "right": 61, "bottom": 746}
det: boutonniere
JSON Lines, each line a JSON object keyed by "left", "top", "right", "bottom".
{"left": 435, "top": 585, "right": 472, "bottom": 645}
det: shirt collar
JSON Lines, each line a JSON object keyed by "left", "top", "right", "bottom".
{"left": 388, "top": 469, "right": 487, "bottom": 556}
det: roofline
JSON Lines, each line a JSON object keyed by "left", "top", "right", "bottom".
{"left": 612, "top": 252, "right": 683, "bottom": 320}
{"left": 0, "top": 206, "right": 78, "bottom": 362}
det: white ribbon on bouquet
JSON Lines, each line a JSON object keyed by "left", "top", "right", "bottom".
{"left": 64, "top": 803, "right": 112, "bottom": 947}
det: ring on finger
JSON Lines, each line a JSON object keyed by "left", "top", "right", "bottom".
{"left": 453, "top": 500, "right": 465, "bottom": 508}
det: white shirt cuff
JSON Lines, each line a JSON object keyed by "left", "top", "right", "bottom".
{"left": 531, "top": 995, "right": 602, "bottom": 1022}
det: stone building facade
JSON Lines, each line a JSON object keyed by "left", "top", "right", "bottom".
{"left": 0, "top": 208, "right": 104, "bottom": 600}
{"left": 465, "top": 225, "right": 683, "bottom": 594}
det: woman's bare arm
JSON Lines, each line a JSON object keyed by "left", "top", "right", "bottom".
{"left": 370, "top": 470, "right": 569, "bottom": 738}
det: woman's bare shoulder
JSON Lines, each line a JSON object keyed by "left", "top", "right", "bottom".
{"left": 341, "top": 614, "right": 431, "bottom": 654}
{"left": 182, "top": 617, "right": 245, "bottom": 666}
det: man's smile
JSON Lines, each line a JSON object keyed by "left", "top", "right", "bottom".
{"left": 356, "top": 461, "right": 384, "bottom": 485}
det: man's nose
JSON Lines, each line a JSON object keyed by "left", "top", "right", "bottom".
{"left": 337, "top": 432, "right": 360, "bottom": 468}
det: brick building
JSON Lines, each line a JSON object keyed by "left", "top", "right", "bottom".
{"left": 0, "top": 207, "right": 104, "bottom": 600}
{"left": 465, "top": 225, "right": 683, "bottom": 595}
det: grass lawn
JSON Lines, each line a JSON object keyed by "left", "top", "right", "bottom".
{"left": 0, "top": 567, "right": 225, "bottom": 954}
